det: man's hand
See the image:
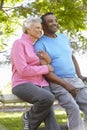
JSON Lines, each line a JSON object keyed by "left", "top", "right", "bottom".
{"left": 64, "top": 83, "right": 77, "bottom": 98}
{"left": 79, "top": 76, "right": 87, "bottom": 82}
{"left": 45, "top": 72, "right": 77, "bottom": 98}
{"left": 68, "top": 85, "right": 77, "bottom": 98}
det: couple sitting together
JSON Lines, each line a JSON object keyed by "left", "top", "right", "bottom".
{"left": 10, "top": 12, "right": 87, "bottom": 130}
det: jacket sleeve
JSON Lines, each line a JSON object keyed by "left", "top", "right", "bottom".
{"left": 11, "top": 40, "right": 49, "bottom": 77}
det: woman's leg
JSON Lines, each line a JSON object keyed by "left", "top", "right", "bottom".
{"left": 43, "top": 87, "right": 61, "bottom": 130}
{"left": 12, "top": 82, "right": 54, "bottom": 130}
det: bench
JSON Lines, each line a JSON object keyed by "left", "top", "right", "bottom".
{"left": 0, "top": 92, "right": 62, "bottom": 112}
{"left": 1, "top": 81, "right": 87, "bottom": 129}
{"left": 0, "top": 92, "right": 32, "bottom": 112}
{"left": 0, "top": 81, "right": 86, "bottom": 111}
{"left": 1, "top": 81, "right": 87, "bottom": 111}
{"left": 0, "top": 93, "right": 68, "bottom": 130}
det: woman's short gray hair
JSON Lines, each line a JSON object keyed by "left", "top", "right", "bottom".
{"left": 23, "top": 17, "right": 42, "bottom": 33}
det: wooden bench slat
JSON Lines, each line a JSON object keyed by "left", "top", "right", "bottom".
{"left": 0, "top": 94, "right": 23, "bottom": 103}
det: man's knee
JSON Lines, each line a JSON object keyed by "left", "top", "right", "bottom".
{"left": 72, "top": 104, "right": 80, "bottom": 112}
{"left": 66, "top": 102, "right": 80, "bottom": 115}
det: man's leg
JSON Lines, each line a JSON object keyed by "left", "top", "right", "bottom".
{"left": 50, "top": 83, "right": 85, "bottom": 130}
{"left": 64, "top": 77, "right": 87, "bottom": 129}
{"left": 12, "top": 82, "right": 54, "bottom": 130}
{"left": 76, "top": 87, "right": 87, "bottom": 129}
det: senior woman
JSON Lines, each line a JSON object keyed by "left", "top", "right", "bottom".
{"left": 10, "top": 17, "right": 60, "bottom": 130}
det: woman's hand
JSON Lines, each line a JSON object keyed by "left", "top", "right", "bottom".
{"left": 37, "top": 50, "right": 51, "bottom": 64}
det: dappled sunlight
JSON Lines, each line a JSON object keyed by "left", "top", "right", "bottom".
{"left": 55, "top": 110, "right": 67, "bottom": 124}
{"left": 55, "top": 110, "right": 66, "bottom": 115}
{"left": 0, "top": 112, "right": 22, "bottom": 118}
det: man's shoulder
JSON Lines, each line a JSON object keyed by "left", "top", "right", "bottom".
{"left": 39, "top": 35, "right": 47, "bottom": 40}
{"left": 57, "top": 33, "right": 67, "bottom": 37}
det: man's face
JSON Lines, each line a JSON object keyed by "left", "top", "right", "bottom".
{"left": 43, "top": 15, "right": 58, "bottom": 33}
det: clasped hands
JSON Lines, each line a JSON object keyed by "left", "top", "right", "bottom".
{"left": 37, "top": 50, "right": 53, "bottom": 72}
{"left": 36, "top": 50, "right": 80, "bottom": 98}
{"left": 37, "top": 50, "right": 51, "bottom": 64}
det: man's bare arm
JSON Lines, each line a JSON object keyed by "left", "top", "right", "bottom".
{"left": 45, "top": 72, "right": 77, "bottom": 97}
{"left": 72, "top": 54, "right": 87, "bottom": 82}
{"left": 37, "top": 51, "right": 77, "bottom": 97}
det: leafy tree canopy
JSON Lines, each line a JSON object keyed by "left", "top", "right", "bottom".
{"left": 0, "top": 0, "right": 87, "bottom": 51}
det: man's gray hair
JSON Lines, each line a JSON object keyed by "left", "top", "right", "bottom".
{"left": 23, "top": 17, "right": 42, "bottom": 33}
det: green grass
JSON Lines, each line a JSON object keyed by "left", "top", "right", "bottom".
{"left": 0, "top": 112, "right": 23, "bottom": 130}
{"left": 0, "top": 110, "right": 84, "bottom": 130}
{"left": 55, "top": 110, "right": 67, "bottom": 124}
{"left": 0, "top": 110, "right": 67, "bottom": 130}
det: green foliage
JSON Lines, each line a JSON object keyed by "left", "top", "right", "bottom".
{"left": 32, "top": 0, "right": 87, "bottom": 31}
{"left": 0, "top": 0, "right": 87, "bottom": 51}
{"left": 31, "top": 0, "right": 87, "bottom": 51}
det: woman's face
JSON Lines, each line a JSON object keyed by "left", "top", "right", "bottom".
{"left": 28, "top": 22, "right": 42, "bottom": 41}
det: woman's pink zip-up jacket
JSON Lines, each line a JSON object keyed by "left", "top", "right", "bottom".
{"left": 10, "top": 33, "right": 49, "bottom": 88}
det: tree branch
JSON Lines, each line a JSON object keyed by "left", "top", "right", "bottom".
{"left": 0, "top": 0, "right": 4, "bottom": 10}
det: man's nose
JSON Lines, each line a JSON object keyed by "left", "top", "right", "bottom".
{"left": 53, "top": 21, "right": 57, "bottom": 25}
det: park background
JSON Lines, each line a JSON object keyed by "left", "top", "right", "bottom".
{"left": 0, "top": 0, "right": 87, "bottom": 130}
